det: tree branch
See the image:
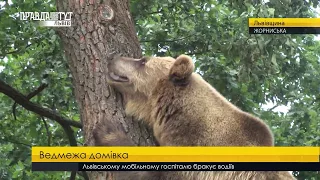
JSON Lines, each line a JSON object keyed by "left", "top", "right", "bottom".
{"left": 2, "top": 81, "right": 82, "bottom": 178}
{"left": 0, "top": 80, "right": 81, "bottom": 179}
{"left": 41, "top": 117, "right": 51, "bottom": 146}
{"left": 0, "top": 79, "right": 82, "bottom": 128}
{"left": 26, "top": 83, "right": 49, "bottom": 99}
{"left": 268, "top": 104, "right": 279, "bottom": 111}
{"left": 70, "top": 171, "right": 76, "bottom": 180}
{"left": 12, "top": 83, "right": 49, "bottom": 122}
{"left": 0, "top": 79, "right": 79, "bottom": 152}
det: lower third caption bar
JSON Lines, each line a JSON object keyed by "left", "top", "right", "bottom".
{"left": 32, "top": 162, "right": 320, "bottom": 171}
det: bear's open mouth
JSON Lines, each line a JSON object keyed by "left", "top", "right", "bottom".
{"left": 109, "top": 72, "right": 129, "bottom": 82}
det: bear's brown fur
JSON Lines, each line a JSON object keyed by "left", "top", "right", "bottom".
{"left": 93, "top": 55, "right": 296, "bottom": 180}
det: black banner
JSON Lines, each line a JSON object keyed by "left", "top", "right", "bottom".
{"left": 249, "top": 27, "right": 320, "bottom": 34}
{"left": 32, "top": 162, "right": 320, "bottom": 171}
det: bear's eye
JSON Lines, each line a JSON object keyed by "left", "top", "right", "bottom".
{"left": 140, "top": 57, "right": 149, "bottom": 66}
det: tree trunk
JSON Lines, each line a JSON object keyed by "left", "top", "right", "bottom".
{"left": 55, "top": 0, "right": 156, "bottom": 179}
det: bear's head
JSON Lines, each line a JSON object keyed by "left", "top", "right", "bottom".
{"left": 106, "top": 54, "right": 195, "bottom": 97}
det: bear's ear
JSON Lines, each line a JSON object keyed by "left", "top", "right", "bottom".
{"left": 169, "top": 54, "right": 194, "bottom": 86}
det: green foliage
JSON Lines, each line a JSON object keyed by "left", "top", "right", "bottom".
{"left": 0, "top": 0, "right": 319, "bottom": 179}
{"left": 0, "top": 0, "right": 82, "bottom": 179}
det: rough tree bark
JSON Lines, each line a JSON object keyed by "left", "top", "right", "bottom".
{"left": 55, "top": 0, "right": 156, "bottom": 179}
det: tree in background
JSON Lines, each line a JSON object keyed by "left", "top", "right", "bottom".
{"left": 0, "top": 0, "right": 319, "bottom": 179}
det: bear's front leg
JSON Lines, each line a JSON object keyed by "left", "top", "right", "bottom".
{"left": 93, "top": 120, "right": 135, "bottom": 146}
{"left": 92, "top": 120, "right": 164, "bottom": 180}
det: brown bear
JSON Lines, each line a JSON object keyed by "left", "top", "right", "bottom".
{"left": 93, "top": 55, "right": 296, "bottom": 180}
